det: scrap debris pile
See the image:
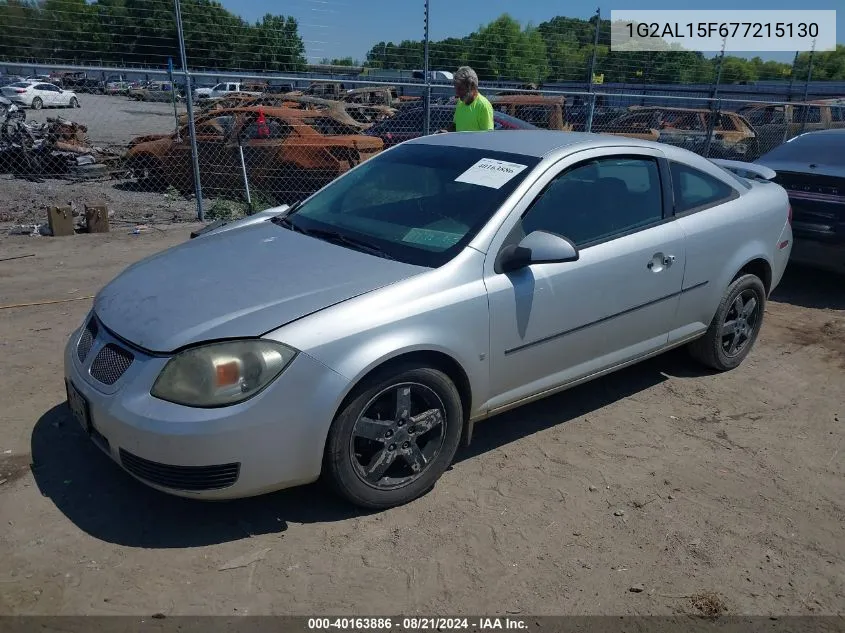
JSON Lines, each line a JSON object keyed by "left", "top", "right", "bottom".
{"left": 0, "top": 116, "right": 122, "bottom": 181}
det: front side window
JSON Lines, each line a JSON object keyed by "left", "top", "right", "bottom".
{"left": 521, "top": 156, "right": 664, "bottom": 247}
{"left": 282, "top": 144, "right": 540, "bottom": 267}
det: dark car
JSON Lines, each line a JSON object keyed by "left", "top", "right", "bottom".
{"left": 756, "top": 129, "right": 845, "bottom": 274}
{"left": 364, "top": 104, "right": 536, "bottom": 148}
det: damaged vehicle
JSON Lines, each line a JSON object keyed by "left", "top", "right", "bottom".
{"left": 65, "top": 131, "right": 791, "bottom": 510}
{"left": 0, "top": 96, "right": 26, "bottom": 123}
{"left": 490, "top": 95, "right": 568, "bottom": 130}
{"left": 737, "top": 100, "right": 845, "bottom": 157}
{"left": 125, "top": 106, "right": 383, "bottom": 198}
{"left": 1, "top": 116, "right": 120, "bottom": 179}
{"left": 596, "top": 106, "right": 759, "bottom": 160}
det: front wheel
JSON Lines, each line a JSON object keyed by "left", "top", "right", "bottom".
{"left": 31, "top": 97, "right": 43, "bottom": 110}
{"left": 688, "top": 273, "right": 766, "bottom": 371}
{"left": 69, "top": 97, "right": 80, "bottom": 108}
{"left": 323, "top": 364, "right": 464, "bottom": 509}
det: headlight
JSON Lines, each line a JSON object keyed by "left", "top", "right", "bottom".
{"left": 151, "top": 340, "right": 297, "bottom": 407}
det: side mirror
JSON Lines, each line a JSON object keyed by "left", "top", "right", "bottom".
{"left": 496, "top": 230, "right": 579, "bottom": 273}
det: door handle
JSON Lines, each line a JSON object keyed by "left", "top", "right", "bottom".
{"left": 648, "top": 253, "right": 675, "bottom": 271}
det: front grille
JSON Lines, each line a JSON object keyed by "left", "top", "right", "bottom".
{"left": 77, "top": 317, "right": 98, "bottom": 362}
{"left": 89, "top": 343, "right": 134, "bottom": 385}
{"left": 119, "top": 449, "right": 240, "bottom": 491}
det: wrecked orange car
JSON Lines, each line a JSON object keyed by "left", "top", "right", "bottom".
{"left": 125, "top": 106, "right": 383, "bottom": 200}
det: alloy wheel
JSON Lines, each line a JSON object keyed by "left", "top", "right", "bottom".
{"left": 349, "top": 382, "right": 447, "bottom": 491}
{"left": 721, "top": 288, "right": 760, "bottom": 357}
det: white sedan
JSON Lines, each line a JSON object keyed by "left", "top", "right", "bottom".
{"left": 0, "top": 81, "right": 80, "bottom": 110}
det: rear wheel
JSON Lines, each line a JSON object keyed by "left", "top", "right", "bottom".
{"left": 323, "top": 364, "right": 464, "bottom": 509}
{"left": 688, "top": 273, "right": 766, "bottom": 371}
{"left": 31, "top": 97, "right": 43, "bottom": 110}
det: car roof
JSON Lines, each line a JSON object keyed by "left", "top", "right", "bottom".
{"left": 406, "top": 129, "right": 666, "bottom": 158}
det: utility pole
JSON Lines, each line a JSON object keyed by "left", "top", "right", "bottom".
{"left": 173, "top": 0, "right": 204, "bottom": 220}
{"left": 702, "top": 35, "right": 726, "bottom": 158}
{"left": 786, "top": 50, "right": 798, "bottom": 101}
{"left": 585, "top": 7, "right": 600, "bottom": 132}
{"left": 423, "top": 0, "right": 431, "bottom": 136}
{"left": 799, "top": 38, "right": 816, "bottom": 134}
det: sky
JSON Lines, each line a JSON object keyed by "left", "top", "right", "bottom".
{"left": 221, "top": 0, "right": 843, "bottom": 66}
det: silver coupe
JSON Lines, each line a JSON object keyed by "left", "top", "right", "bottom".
{"left": 64, "top": 130, "right": 793, "bottom": 509}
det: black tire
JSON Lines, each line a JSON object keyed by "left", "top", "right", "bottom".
{"left": 688, "top": 273, "right": 766, "bottom": 371}
{"left": 323, "top": 364, "right": 464, "bottom": 509}
{"left": 70, "top": 97, "right": 80, "bottom": 108}
{"left": 31, "top": 97, "right": 43, "bottom": 110}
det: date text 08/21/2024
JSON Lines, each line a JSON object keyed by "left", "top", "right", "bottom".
{"left": 625, "top": 21, "right": 820, "bottom": 39}
{"left": 307, "top": 617, "right": 528, "bottom": 630}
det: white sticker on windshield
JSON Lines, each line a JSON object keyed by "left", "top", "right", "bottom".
{"left": 454, "top": 158, "right": 528, "bottom": 189}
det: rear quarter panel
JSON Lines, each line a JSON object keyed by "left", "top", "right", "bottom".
{"left": 671, "top": 180, "right": 790, "bottom": 342}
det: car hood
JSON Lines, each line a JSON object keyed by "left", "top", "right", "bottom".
{"left": 93, "top": 221, "right": 429, "bottom": 353}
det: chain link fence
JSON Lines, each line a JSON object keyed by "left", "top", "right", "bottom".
{"left": 1, "top": 0, "right": 843, "bottom": 224}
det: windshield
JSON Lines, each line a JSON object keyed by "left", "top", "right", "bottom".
{"left": 284, "top": 143, "right": 540, "bottom": 267}
{"left": 760, "top": 132, "right": 845, "bottom": 166}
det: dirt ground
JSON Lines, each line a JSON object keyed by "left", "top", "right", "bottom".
{"left": 0, "top": 227, "right": 842, "bottom": 617}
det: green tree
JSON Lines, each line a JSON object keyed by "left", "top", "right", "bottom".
{"left": 0, "top": 0, "right": 306, "bottom": 70}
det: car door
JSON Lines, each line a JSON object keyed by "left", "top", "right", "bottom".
{"left": 33, "top": 83, "right": 54, "bottom": 105}
{"left": 46, "top": 83, "right": 64, "bottom": 105}
{"left": 482, "top": 147, "right": 687, "bottom": 412}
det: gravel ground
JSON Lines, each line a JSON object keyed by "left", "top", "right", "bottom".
{"left": 19, "top": 93, "right": 187, "bottom": 149}
{"left": 0, "top": 174, "right": 203, "bottom": 230}
{"left": 0, "top": 228, "right": 842, "bottom": 617}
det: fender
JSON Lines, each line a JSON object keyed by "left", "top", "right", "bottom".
{"left": 190, "top": 204, "right": 289, "bottom": 239}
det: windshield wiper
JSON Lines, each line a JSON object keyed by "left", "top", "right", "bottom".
{"left": 299, "top": 227, "right": 396, "bottom": 260}
{"left": 271, "top": 213, "right": 306, "bottom": 234}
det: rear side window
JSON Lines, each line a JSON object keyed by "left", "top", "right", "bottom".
{"left": 670, "top": 162, "right": 737, "bottom": 213}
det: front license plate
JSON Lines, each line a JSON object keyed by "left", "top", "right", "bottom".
{"left": 66, "top": 379, "right": 91, "bottom": 434}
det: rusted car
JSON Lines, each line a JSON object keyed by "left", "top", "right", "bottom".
{"left": 737, "top": 99, "right": 845, "bottom": 156}
{"left": 180, "top": 93, "right": 389, "bottom": 132}
{"left": 125, "top": 106, "right": 383, "bottom": 200}
{"left": 342, "top": 86, "right": 400, "bottom": 107}
{"left": 595, "top": 106, "right": 759, "bottom": 159}
{"left": 129, "top": 81, "right": 180, "bottom": 102}
{"left": 489, "top": 95, "right": 569, "bottom": 130}
{"left": 178, "top": 93, "right": 261, "bottom": 125}
{"left": 256, "top": 95, "right": 375, "bottom": 131}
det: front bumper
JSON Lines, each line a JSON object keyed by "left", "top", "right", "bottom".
{"left": 63, "top": 314, "right": 351, "bottom": 500}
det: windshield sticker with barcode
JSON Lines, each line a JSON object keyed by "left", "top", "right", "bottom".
{"left": 401, "top": 227, "right": 463, "bottom": 249}
{"left": 454, "top": 158, "right": 528, "bottom": 189}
